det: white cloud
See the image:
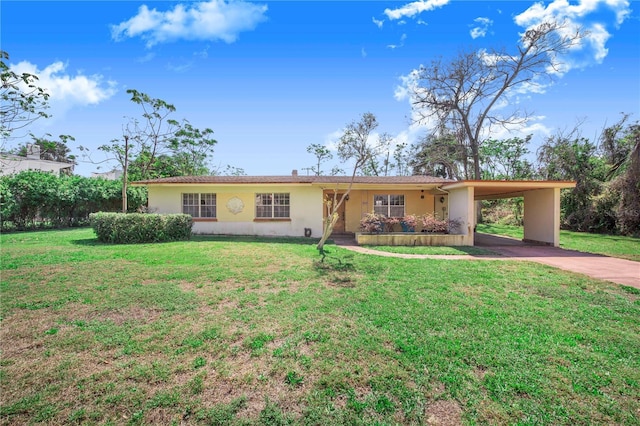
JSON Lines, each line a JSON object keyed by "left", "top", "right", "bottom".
{"left": 469, "top": 17, "right": 493, "bottom": 39}
{"left": 387, "top": 33, "right": 408, "bottom": 50}
{"left": 166, "top": 61, "right": 194, "bottom": 73}
{"left": 384, "top": 0, "right": 450, "bottom": 21}
{"left": 111, "top": 0, "right": 268, "bottom": 48}
{"left": 514, "top": 0, "right": 631, "bottom": 73}
{"left": 484, "top": 116, "right": 552, "bottom": 142}
{"left": 372, "top": 17, "right": 384, "bottom": 28}
{"left": 10, "top": 61, "right": 117, "bottom": 115}
{"left": 361, "top": 48, "right": 367, "bottom": 58}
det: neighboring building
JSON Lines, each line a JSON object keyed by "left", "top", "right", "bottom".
{"left": 132, "top": 171, "right": 576, "bottom": 247}
{"left": 91, "top": 169, "right": 123, "bottom": 180}
{"left": 0, "top": 145, "right": 74, "bottom": 176}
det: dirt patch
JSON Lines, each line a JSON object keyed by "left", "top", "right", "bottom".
{"left": 424, "top": 399, "right": 463, "bottom": 425}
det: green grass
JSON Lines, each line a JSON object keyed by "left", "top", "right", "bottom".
{"left": 477, "top": 223, "right": 640, "bottom": 262}
{"left": 1, "top": 228, "right": 639, "bottom": 425}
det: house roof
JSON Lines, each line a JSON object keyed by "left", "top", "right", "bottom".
{"left": 131, "top": 175, "right": 455, "bottom": 186}
{"left": 131, "top": 175, "right": 576, "bottom": 198}
{"left": 442, "top": 180, "right": 577, "bottom": 200}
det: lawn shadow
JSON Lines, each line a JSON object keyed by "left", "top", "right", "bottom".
{"left": 191, "top": 234, "right": 320, "bottom": 246}
{"left": 71, "top": 234, "right": 321, "bottom": 247}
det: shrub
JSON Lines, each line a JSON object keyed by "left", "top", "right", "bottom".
{"left": 421, "top": 214, "right": 462, "bottom": 234}
{"left": 90, "top": 212, "right": 192, "bottom": 244}
{"left": 360, "top": 212, "right": 384, "bottom": 233}
{"left": 401, "top": 214, "right": 418, "bottom": 232}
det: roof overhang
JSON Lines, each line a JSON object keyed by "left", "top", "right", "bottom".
{"left": 312, "top": 182, "right": 443, "bottom": 191}
{"left": 441, "top": 180, "right": 576, "bottom": 200}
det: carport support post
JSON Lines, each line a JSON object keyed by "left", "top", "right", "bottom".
{"left": 523, "top": 188, "right": 561, "bottom": 247}
{"left": 448, "top": 186, "right": 474, "bottom": 246}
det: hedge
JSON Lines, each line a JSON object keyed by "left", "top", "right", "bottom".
{"left": 90, "top": 212, "right": 193, "bottom": 244}
{"left": 1, "top": 170, "right": 148, "bottom": 231}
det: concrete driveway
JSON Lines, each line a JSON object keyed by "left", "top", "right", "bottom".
{"left": 474, "top": 233, "right": 640, "bottom": 288}
{"left": 334, "top": 233, "right": 640, "bottom": 288}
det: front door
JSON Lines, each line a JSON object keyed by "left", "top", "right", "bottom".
{"left": 333, "top": 196, "right": 346, "bottom": 233}
{"left": 324, "top": 192, "right": 346, "bottom": 234}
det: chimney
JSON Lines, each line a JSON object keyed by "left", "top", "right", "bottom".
{"left": 26, "top": 144, "right": 41, "bottom": 160}
{"left": 291, "top": 169, "right": 298, "bottom": 177}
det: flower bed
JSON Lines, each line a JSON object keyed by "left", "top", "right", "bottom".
{"left": 356, "top": 232, "right": 470, "bottom": 246}
{"left": 357, "top": 213, "right": 466, "bottom": 246}
{"left": 359, "top": 212, "right": 461, "bottom": 234}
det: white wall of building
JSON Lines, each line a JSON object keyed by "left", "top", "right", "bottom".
{"left": 523, "top": 188, "right": 560, "bottom": 246}
{"left": 148, "top": 184, "right": 324, "bottom": 238}
{"left": 447, "top": 186, "right": 474, "bottom": 245}
{"left": 0, "top": 155, "right": 74, "bottom": 176}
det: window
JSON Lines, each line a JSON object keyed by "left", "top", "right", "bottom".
{"left": 256, "top": 193, "right": 290, "bottom": 218}
{"left": 374, "top": 194, "right": 405, "bottom": 217}
{"left": 182, "top": 193, "right": 216, "bottom": 218}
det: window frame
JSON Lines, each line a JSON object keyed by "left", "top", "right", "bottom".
{"left": 373, "top": 194, "right": 405, "bottom": 217}
{"left": 255, "top": 192, "right": 290, "bottom": 219}
{"left": 182, "top": 193, "right": 217, "bottom": 219}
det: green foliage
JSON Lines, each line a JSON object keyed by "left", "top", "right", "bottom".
{"left": 481, "top": 136, "right": 536, "bottom": 180}
{"left": 535, "top": 117, "right": 640, "bottom": 236}
{"left": 0, "top": 170, "right": 147, "bottom": 231}
{"left": 89, "top": 212, "right": 192, "bottom": 244}
{"left": 98, "top": 90, "right": 217, "bottom": 181}
{"left": 409, "top": 132, "right": 466, "bottom": 179}
{"left": 15, "top": 133, "right": 76, "bottom": 164}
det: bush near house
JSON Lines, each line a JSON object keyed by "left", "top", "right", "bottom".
{"left": 90, "top": 212, "right": 192, "bottom": 243}
{"left": 360, "top": 212, "right": 461, "bottom": 234}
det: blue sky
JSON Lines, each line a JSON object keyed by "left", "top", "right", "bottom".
{"left": 2, "top": 0, "right": 639, "bottom": 177}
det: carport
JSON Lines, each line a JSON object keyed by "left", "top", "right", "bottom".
{"left": 441, "top": 180, "right": 576, "bottom": 247}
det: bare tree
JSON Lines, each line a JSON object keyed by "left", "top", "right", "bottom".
{"left": 306, "top": 143, "right": 333, "bottom": 176}
{"left": 1, "top": 51, "right": 50, "bottom": 144}
{"left": 411, "top": 20, "right": 585, "bottom": 180}
{"left": 317, "top": 112, "right": 385, "bottom": 255}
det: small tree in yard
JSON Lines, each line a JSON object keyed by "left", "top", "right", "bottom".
{"left": 317, "top": 112, "right": 385, "bottom": 256}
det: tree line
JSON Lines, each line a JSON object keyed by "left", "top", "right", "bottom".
{"left": 2, "top": 14, "right": 638, "bottom": 239}
{"left": 0, "top": 170, "right": 147, "bottom": 231}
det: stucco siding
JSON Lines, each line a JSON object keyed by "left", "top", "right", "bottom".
{"left": 448, "top": 187, "right": 474, "bottom": 245}
{"left": 148, "top": 184, "right": 324, "bottom": 237}
{"left": 343, "top": 190, "right": 444, "bottom": 233}
{"left": 523, "top": 188, "right": 560, "bottom": 246}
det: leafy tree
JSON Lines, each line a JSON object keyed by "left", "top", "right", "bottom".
{"left": 88, "top": 90, "right": 217, "bottom": 211}
{"left": 97, "top": 89, "right": 180, "bottom": 181}
{"left": 480, "top": 136, "right": 535, "bottom": 180}
{"left": 599, "top": 116, "right": 640, "bottom": 235}
{"left": 0, "top": 51, "right": 50, "bottom": 142}
{"left": 306, "top": 143, "right": 333, "bottom": 176}
{"left": 317, "top": 112, "right": 386, "bottom": 255}
{"left": 15, "top": 133, "right": 76, "bottom": 164}
{"left": 168, "top": 121, "right": 217, "bottom": 176}
{"left": 537, "top": 129, "right": 606, "bottom": 231}
{"left": 410, "top": 20, "right": 584, "bottom": 180}
{"left": 409, "top": 133, "right": 464, "bottom": 179}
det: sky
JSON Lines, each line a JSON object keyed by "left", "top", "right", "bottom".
{"left": 2, "top": 0, "right": 639, "bottom": 177}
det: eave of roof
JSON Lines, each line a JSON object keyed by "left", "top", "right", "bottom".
{"left": 131, "top": 175, "right": 456, "bottom": 186}
{"left": 441, "top": 180, "right": 577, "bottom": 200}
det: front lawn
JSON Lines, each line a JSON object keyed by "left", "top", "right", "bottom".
{"left": 477, "top": 223, "right": 640, "bottom": 262}
{"left": 1, "top": 229, "right": 639, "bottom": 425}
